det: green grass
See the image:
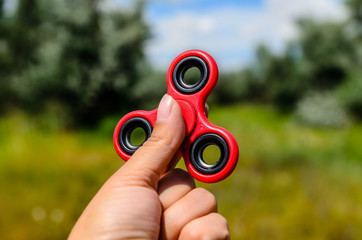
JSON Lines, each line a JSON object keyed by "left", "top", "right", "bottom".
{"left": 1, "top": 105, "right": 362, "bottom": 239}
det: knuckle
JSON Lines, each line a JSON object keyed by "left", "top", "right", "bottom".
{"left": 219, "top": 216, "right": 229, "bottom": 228}
{"left": 181, "top": 216, "right": 230, "bottom": 240}
{"left": 181, "top": 227, "right": 203, "bottom": 240}
{"left": 171, "top": 168, "right": 195, "bottom": 185}
{"left": 216, "top": 230, "right": 231, "bottom": 240}
{"left": 219, "top": 228, "right": 231, "bottom": 240}
{"left": 213, "top": 213, "right": 228, "bottom": 225}
{"left": 193, "top": 188, "right": 217, "bottom": 211}
{"left": 214, "top": 214, "right": 230, "bottom": 240}
{"left": 145, "top": 133, "right": 168, "bottom": 148}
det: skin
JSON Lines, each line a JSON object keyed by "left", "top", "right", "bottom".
{"left": 69, "top": 94, "right": 230, "bottom": 240}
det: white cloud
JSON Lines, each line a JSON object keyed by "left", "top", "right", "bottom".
{"left": 145, "top": 0, "right": 348, "bottom": 71}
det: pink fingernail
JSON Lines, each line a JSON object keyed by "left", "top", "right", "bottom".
{"left": 157, "top": 94, "right": 173, "bottom": 121}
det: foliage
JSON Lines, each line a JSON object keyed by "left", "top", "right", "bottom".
{"left": 295, "top": 92, "right": 349, "bottom": 128}
{"left": 2, "top": 105, "right": 362, "bottom": 239}
{"left": 213, "top": 1, "right": 362, "bottom": 122}
{"left": 336, "top": 68, "right": 362, "bottom": 117}
{"left": 347, "top": 0, "right": 362, "bottom": 34}
{"left": 132, "top": 66, "right": 167, "bottom": 109}
{"left": 2, "top": 0, "right": 362, "bottom": 126}
{"left": 215, "top": 71, "right": 252, "bottom": 104}
{"left": 0, "top": 0, "right": 149, "bottom": 126}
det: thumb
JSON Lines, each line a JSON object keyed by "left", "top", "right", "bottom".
{"left": 117, "top": 94, "right": 185, "bottom": 189}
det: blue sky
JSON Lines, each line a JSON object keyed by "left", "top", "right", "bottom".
{"left": 147, "top": 0, "right": 264, "bottom": 18}
{"left": 132, "top": 0, "right": 347, "bottom": 71}
{"left": 7, "top": 0, "right": 347, "bottom": 72}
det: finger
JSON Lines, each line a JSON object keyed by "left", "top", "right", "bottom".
{"left": 160, "top": 188, "right": 217, "bottom": 240}
{"left": 179, "top": 213, "right": 230, "bottom": 240}
{"left": 158, "top": 169, "right": 196, "bottom": 210}
{"left": 117, "top": 94, "right": 185, "bottom": 189}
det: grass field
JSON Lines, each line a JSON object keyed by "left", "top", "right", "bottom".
{"left": 1, "top": 104, "right": 362, "bottom": 239}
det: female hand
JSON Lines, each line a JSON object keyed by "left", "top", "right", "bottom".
{"left": 69, "top": 94, "right": 230, "bottom": 240}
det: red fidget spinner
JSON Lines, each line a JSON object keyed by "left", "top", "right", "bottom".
{"left": 113, "top": 50, "right": 238, "bottom": 183}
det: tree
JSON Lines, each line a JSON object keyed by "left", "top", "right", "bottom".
{"left": 2, "top": 0, "right": 149, "bottom": 126}
{"left": 347, "top": 0, "right": 362, "bottom": 34}
{"left": 0, "top": 0, "right": 12, "bottom": 110}
{"left": 54, "top": 0, "right": 150, "bottom": 125}
{"left": 216, "top": 4, "right": 362, "bottom": 121}
{"left": 8, "top": 0, "right": 41, "bottom": 68}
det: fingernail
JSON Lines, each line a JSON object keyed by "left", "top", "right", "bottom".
{"left": 157, "top": 94, "right": 173, "bottom": 121}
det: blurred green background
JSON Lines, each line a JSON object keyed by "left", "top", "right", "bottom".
{"left": 1, "top": 0, "right": 362, "bottom": 239}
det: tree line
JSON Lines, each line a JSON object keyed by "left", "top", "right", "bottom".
{"left": 0, "top": 0, "right": 361, "bottom": 127}
{"left": 214, "top": 0, "right": 362, "bottom": 126}
{"left": 0, "top": 0, "right": 149, "bottom": 126}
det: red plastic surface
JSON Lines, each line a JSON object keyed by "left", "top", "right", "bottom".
{"left": 113, "top": 50, "right": 239, "bottom": 183}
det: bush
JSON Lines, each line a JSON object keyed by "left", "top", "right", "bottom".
{"left": 1, "top": 0, "right": 149, "bottom": 127}
{"left": 337, "top": 69, "right": 362, "bottom": 119}
{"left": 295, "top": 92, "right": 349, "bottom": 128}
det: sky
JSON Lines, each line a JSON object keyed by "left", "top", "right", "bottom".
{"left": 129, "top": 0, "right": 347, "bottom": 72}
{"left": 5, "top": 0, "right": 348, "bottom": 72}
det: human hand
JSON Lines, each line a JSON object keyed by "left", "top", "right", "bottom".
{"left": 68, "top": 94, "right": 230, "bottom": 240}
